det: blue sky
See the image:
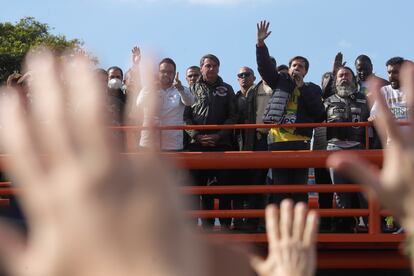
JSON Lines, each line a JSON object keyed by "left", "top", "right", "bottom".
{"left": 1, "top": 0, "right": 413, "bottom": 89}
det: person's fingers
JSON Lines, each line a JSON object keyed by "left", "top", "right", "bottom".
{"left": 368, "top": 76, "right": 403, "bottom": 146}
{"left": 0, "top": 91, "right": 42, "bottom": 183}
{"left": 133, "top": 58, "right": 161, "bottom": 153}
{"left": 124, "top": 66, "right": 142, "bottom": 126}
{"left": 249, "top": 254, "right": 268, "bottom": 276}
{"left": 0, "top": 91, "right": 46, "bottom": 220}
{"left": 0, "top": 220, "right": 26, "bottom": 275}
{"left": 327, "top": 151, "right": 383, "bottom": 201}
{"left": 280, "top": 199, "right": 293, "bottom": 240}
{"left": 26, "top": 49, "right": 72, "bottom": 162}
{"left": 63, "top": 55, "right": 114, "bottom": 170}
{"left": 302, "top": 210, "right": 318, "bottom": 248}
{"left": 265, "top": 204, "right": 280, "bottom": 251}
{"left": 292, "top": 202, "right": 307, "bottom": 242}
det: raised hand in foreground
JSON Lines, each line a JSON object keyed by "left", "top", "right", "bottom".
{"left": 327, "top": 61, "right": 414, "bottom": 253}
{"left": 0, "top": 49, "right": 254, "bottom": 276}
{"left": 250, "top": 199, "right": 318, "bottom": 276}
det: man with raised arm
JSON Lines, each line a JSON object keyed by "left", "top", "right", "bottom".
{"left": 256, "top": 20, "right": 325, "bottom": 205}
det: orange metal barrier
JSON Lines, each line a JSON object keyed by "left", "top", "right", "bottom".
{"left": 0, "top": 121, "right": 410, "bottom": 269}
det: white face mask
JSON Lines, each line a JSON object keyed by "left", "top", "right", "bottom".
{"left": 108, "top": 78, "right": 123, "bottom": 90}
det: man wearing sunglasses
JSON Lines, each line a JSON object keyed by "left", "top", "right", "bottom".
{"left": 256, "top": 20, "right": 326, "bottom": 206}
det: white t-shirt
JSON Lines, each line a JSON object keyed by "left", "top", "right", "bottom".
{"left": 370, "top": 85, "right": 408, "bottom": 120}
{"left": 370, "top": 84, "right": 408, "bottom": 144}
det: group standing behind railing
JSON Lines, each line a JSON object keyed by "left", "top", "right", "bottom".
{"left": 2, "top": 19, "right": 414, "bottom": 276}
{"left": 5, "top": 21, "right": 409, "bottom": 235}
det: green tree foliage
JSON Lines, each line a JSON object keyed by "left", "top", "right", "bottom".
{"left": 0, "top": 17, "right": 82, "bottom": 83}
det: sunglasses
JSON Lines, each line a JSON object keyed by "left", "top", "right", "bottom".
{"left": 187, "top": 74, "right": 200, "bottom": 78}
{"left": 237, "top": 72, "right": 252, "bottom": 79}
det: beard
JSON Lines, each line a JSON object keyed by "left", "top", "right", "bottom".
{"left": 336, "top": 81, "right": 356, "bottom": 98}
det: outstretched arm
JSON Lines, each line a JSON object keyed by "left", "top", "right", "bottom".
{"left": 256, "top": 20, "right": 280, "bottom": 89}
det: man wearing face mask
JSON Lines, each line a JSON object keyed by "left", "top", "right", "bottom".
{"left": 107, "top": 66, "right": 126, "bottom": 125}
{"left": 324, "top": 66, "right": 369, "bottom": 232}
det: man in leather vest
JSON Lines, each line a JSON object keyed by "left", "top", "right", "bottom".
{"left": 324, "top": 66, "right": 369, "bottom": 232}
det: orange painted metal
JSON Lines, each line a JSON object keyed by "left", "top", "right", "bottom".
{"left": 180, "top": 184, "right": 362, "bottom": 194}
{"left": 112, "top": 122, "right": 373, "bottom": 131}
{"left": 2, "top": 120, "right": 409, "bottom": 269}
{"left": 188, "top": 209, "right": 370, "bottom": 218}
{"left": 160, "top": 150, "right": 383, "bottom": 169}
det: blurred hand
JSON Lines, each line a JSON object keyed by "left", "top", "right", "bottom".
{"left": 250, "top": 200, "right": 318, "bottom": 276}
{"left": 0, "top": 49, "right": 256, "bottom": 276}
{"left": 327, "top": 61, "right": 414, "bottom": 232}
{"left": 132, "top": 46, "right": 141, "bottom": 66}
{"left": 257, "top": 21, "right": 272, "bottom": 47}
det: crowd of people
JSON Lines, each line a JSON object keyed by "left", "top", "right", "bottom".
{"left": 0, "top": 19, "right": 414, "bottom": 276}
{"left": 4, "top": 20, "right": 409, "bottom": 235}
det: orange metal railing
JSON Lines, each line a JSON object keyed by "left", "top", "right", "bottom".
{"left": 0, "top": 121, "right": 411, "bottom": 268}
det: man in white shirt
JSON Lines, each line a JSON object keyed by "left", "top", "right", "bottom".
{"left": 137, "top": 58, "right": 195, "bottom": 151}
{"left": 370, "top": 57, "right": 406, "bottom": 233}
{"left": 370, "top": 57, "right": 407, "bottom": 125}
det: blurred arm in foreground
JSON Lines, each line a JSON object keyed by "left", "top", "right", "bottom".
{"left": 328, "top": 61, "right": 414, "bottom": 271}
{"left": 0, "top": 49, "right": 317, "bottom": 276}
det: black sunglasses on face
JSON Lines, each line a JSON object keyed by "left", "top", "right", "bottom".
{"left": 237, "top": 72, "right": 251, "bottom": 79}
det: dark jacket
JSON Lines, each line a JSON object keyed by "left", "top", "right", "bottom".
{"left": 324, "top": 92, "right": 369, "bottom": 146}
{"left": 235, "top": 81, "right": 266, "bottom": 150}
{"left": 184, "top": 76, "right": 238, "bottom": 147}
{"left": 256, "top": 44, "right": 326, "bottom": 139}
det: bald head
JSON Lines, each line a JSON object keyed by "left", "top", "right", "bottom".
{"left": 237, "top": 66, "right": 255, "bottom": 93}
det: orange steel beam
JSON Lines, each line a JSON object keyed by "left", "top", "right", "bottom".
{"left": 112, "top": 121, "right": 411, "bottom": 131}
{"left": 159, "top": 150, "right": 383, "bottom": 169}
{"left": 0, "top": 150, "right": 382, "bottom": 169}
{"left": 317, "top": 251, "right": 410, "bottom": 269}
{"left": 188, "top": 209, "right": 370, "bottom": 218}
{"left": 180, "top": 184, "right": 362, "bottom": 194}
{"left": 204, "top": 233, "right": 405, "bottom": 244}
{"left": 112, "top": 121, "right": 374, "bottom": 131}
{"left": 0, "top": 182, "right": 11, "bottom": 187}
{"left": 0, "top": 188, "right": 17, "bottom": 196}
{"left": 0, "top": 184, "right": 363, "bottom": 194}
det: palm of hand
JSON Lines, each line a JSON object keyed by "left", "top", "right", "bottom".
{"left": 0, "top": 50, "right": 197, "bottom": 276}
